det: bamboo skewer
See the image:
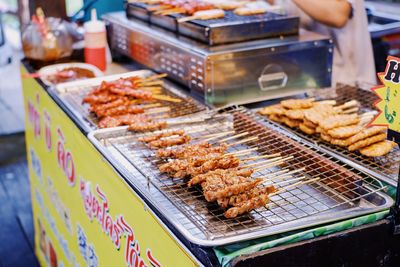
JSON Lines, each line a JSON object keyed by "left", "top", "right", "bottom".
{"left": 219, "top": 132, "right": 249, "bottom": 142}
{"left": 227, "top": 136, "right": 258, "bottom": 147}
{"left": 226, "top": 147, "right": 258, "bottom": 156}
{"left": 146, "top": 107, "right": 171, "bottom": 115}
{"left": 241, "top": 157, "right": 283, "bottom": 169}
{"left": 153, "top": 94, "right": 182, "bottom": 103}
{"left": 273, "top": 176, "right": 306, "bottom": 186}
{"left": 269, "top": 177, "right": 320, "bottom": 197}
{"left": 241, "top": 153, "right": 281, "bottom": 162}
{"left": 252, "top": 156, "right": 293, "bottom": 172}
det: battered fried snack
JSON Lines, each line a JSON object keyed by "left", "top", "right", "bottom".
{"left": 258, "top": 104, "right": 286, "bottom": 116}
{"left": 303, "top": 119, "right": 317, "bottom": 129}
{"left": 346, "top": 126, "right": 387, "bottom": 145}
{"left": 303, "top": 105, "right": 337, "bottom": 125}
{"left": 285, "top": 109, "right": 308, "bottom": 120}
{"left": 319, "top": 114, "right": 360, "bottom": 130}
{"left": 281, "top": 98, "right": 315, "bottom": 110}
{"left": 348, "top": 133, "right": 387, "bottom": 151}
{"left": 330, "top": 137, "right": 351, "bottom": 147}
{"left": 359, "top": 141, "right": 397, "bottom": 157}
{"left": 299, "top": 123, "right": 315, "bottom": 135}
{"left": 327, "top": 125, "right": 364, "bottom": 139}
{"left": 283, "top": 117, "right": 301, "bottom": 128}
{"left": 320, "top": 132, "right": 332, "bottom": 142}
{"left": 269, "top": 114, "right": 284, "bottom": 123}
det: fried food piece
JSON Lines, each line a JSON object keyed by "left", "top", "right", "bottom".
{"left": 156, "top": 143, "right": 227, "bottom": 159}
{"left": 281, "top": 98, "right": 315, "bottom": 110}
{"left": 347, "top": 126, "right": 387, "bottom": 145}
{"left": 330, "top": 137, "right": 351, "bottom": 147}
{"left": 327, "top": 125, "right": 364, "bottom": 139}
{"left": 269, "top": 114, "right": 284, "bottom": 123}
{"left": 285, "top": 109, "right": 308, "bottom": 120}
{"left": 320, "top": 133, "right": 332, "bottom": 142}
{"left": 282, "top": 117, "right": 301, "bottom": 128}
{"left": 259, "top": 104, "right": 286, "bottom": 116}
{"left": 348, "top": 133, "right": 387, "bottom": 151}
{"left": 319, "top": 114, "right": 360, "bottom": 130}
{"left": 359, "top": 141, "right": 397, "bottom": 157}
{"left": 303, "top": 105, "right": 337, "bottom": 125}
{"left": 299, "top": 123, "right": 315, "bottom": 135}
{"left": 303, "top": 119, "right": 317, "bottom": 129}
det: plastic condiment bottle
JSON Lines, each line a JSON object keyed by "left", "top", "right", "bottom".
{"left": 84, "top": 9, "right": 107, "bottom": 71}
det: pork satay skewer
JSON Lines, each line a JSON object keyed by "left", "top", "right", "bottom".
{"left": 224, "top": 177, "right": 321, "bottom": 218}
{"left": 178, "top": 9, "right": 225, "bottom": 23}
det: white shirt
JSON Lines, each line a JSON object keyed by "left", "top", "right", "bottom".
{"left": 284, "top": 0, "right": 376, "bottom": 86}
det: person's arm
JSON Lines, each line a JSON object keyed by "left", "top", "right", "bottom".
{"left": 292, "top": 0, "right": 352, "bottom": 28}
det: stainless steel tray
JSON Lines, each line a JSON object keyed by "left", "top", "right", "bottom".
{"left": 50, "top": 70, "right": 206, "bottom": 133}
{"left": 256, "top": 84, "right": 400, "bottom": 187}
{"left": 126, "top": 2, "right": 299, "bottom": 45}
{"left": 88, "top": 106, "right": 393, "bottom": 246}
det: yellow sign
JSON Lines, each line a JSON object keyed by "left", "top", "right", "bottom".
{"left": 21, "top": 65, "right": 198, "bottom": 267}
{"left": 371, "top": 56, "right": 400, "bottom": 132}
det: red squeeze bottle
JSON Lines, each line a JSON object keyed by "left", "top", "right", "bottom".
{"left": 84, "top": 9, "right": 107, "bottom": 71}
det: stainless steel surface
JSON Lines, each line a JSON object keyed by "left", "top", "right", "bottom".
{"left": 88, "top": 106, "right": 393, "bottom": 246}
{"left": 366, "top": 2, "right": 400, "bottom": 38}
{"left": 126, "top": 2, "right": 299, "bottom": 45}
{"left": 50, "top": 69, "right": 206, "bottom": 133}
{"left": 257, "top": 84, "right": 400, "bottom": 187}
{"left": 104, "top": 12, "right": 333, "bottom": 106}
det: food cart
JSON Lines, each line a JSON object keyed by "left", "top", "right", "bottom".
{"left": 21, "top": 7, "right": 400, "bottom": 267}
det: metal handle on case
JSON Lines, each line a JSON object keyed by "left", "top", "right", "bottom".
{"left": 258, "top": 71, "right": 288, "bottom": 92}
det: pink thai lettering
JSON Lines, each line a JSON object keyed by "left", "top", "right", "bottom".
{"left": 43, "top": 110, "right": 52, "bottom": 151}
{"left": 147, "top": 250, "right": 162, "bottom": 267}
{"left": 56, "top": 128, "right": 76, "bottom": 186}
{"left": 80, "top": 179, "right": 162, "bottom": 267}
{"left": 27, "top": 94, "right": 41, "bottom": 138}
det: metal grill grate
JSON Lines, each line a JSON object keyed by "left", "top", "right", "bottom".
{"left": 90, "top": 106, "right": 392, "bottom": 246}
{"left": 53, "top": 70, "right": 206, "bottom": 132}
{"left": 259, "top": 84, "right": 400, "bottom": 186}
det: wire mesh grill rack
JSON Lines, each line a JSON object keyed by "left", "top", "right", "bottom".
{"left": 52, "top": 70, "right": 206, "bottom": 133}
{"left": 257, "top": 84, "right": 400, "bottom": 186}
{"left": 89, "top": 106, "right": 392, "bottom": 246}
